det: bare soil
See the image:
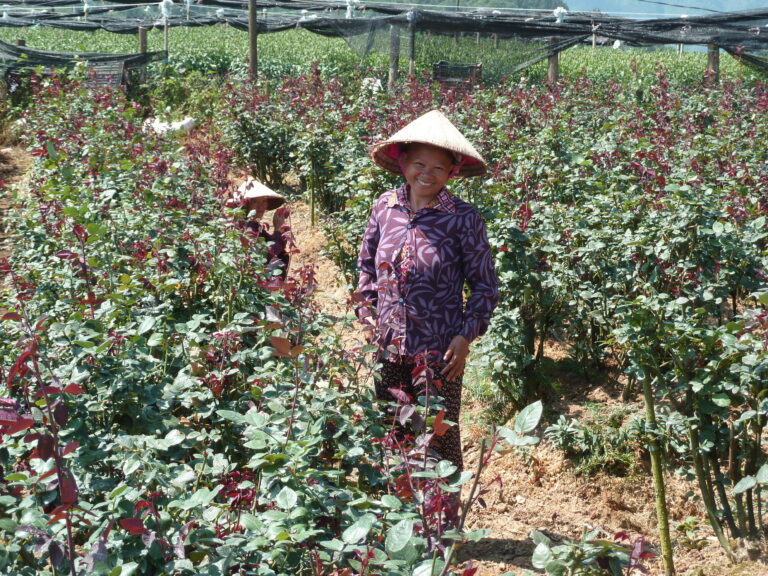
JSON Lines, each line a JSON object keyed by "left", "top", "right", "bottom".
{"left": 3, "top": 147, "right": 767, "bottom": 576}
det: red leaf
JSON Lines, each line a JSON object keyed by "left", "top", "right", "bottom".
{"left": 388, "top": 387, "right": 411, "bottom": 405}
{"left": 270, "top": 336, "right": 292, "bottom": 358}
{"left": 59, "top": 469, "right": 78, "bottom": 506}
{"left": 63, "top": 383, "right": 85, "bottom": 395}
{"left": 433, "top": 409, "right": 451, "bottom": 437}
{"left": 120, "top": 517, "right": 147, "bottom": 536}
{"left": 61, "top": 442, "right": 79, "bottom": 457}
{"left": 55, "top": 250, "right": 78, "bottom": 260}
{"left": 2, "top": 417, "right": 34, "bottom": 435}
{"left": 0, "top": 407, "right": 22, "bottom": 426}
{"left": 34, "top": 385, "right": 63, "bottom": 397}
{"left": 39, "top": 469, "right": 57, "bottom": 481}
{"left": 37, "top": 434, "right": 54, "bottom": 461}
{"left": 1, "top": 312, "right": 22, "bottom": 322}
{"left": 53, "top": 403, "right": 68, "bottom": 427}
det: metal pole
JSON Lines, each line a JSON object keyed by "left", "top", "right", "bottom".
{"left": 248, "top": 0, "right": 258, "bottom": 80}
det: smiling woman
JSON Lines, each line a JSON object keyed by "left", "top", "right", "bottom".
{"left": 355, "top": 109, "right": 498, "bottom": 494}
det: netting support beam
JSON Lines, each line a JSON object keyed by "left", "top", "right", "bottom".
{"left": 707, "top": 44, "right": 720, "bottom": 84}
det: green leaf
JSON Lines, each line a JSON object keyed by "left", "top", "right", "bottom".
{"left": 414, "top": 558, "right": 445, "bottom": 576}
{"left": 514, "top": 401, "right": 543, "bottom": 434}
{"left": 385, "top": 518, "right": 413, "bottom": 553}
{"left": 341, "top": 513, "right": 375, "bottom": 545}
{"left": 711, "top": 394, "right": 731, "bottom": 408}
{"left": 733, "top": 476, "right": 757, "bottom": 495}
{"left": 275, "top": 486, "right": 298, "bottom": 510}
{"left": 531, "top": 542, "right": 553, "bottom": 569}
{"left": 381, "top": 495, "right": 402, "bottom": 509}
{"left": 137, "top": 316, "right": 156, "bottom": 335}
{"left": 757, "top": 464, "right": 768, "bottom": 485}
{"left": 168, "top": 486, "right": 222, "bottom": 510}
{"left": 435, "top": 460, "right": 457, "bottom": 478}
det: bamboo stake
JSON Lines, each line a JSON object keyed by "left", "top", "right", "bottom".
{"left": 642, "top": 376, "right": 675, "bottom": 576}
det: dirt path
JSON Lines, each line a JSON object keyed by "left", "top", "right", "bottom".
{"left": 0, "top": 146, "right": 31, "bottom": 261}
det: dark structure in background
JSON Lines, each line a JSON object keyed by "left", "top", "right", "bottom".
{"left": 1, "top": 2, "right": 767, "bottom": 86}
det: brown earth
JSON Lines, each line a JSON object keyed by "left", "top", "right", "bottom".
{"left": 2, "top": 147, "right": 767, "bottom": 576}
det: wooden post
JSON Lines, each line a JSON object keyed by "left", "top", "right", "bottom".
{"left": 592, "top": 33, "right": 596, "bottom": 49}
{"left": 547, "top": 38, "right": 559, "bottom": 84}
{"left": 493, "top": 33, "right": 499, "bottom": 49}
{"left": 138, "top": 27, "right": 147, "bottom": 53}
{"left": 388, "top": 24, "right": 400, "bottom": 92}
{"left": 163, "top": 21, "right": 169, "bottom": 53}
{"left": 248, "top": 0, "right": 258, "bottom": 80}
{"left": 408, "top": 23, "right": 415, "bottom": 77}
{"left": 138, "top": 28, "right": 148, "bottom": 84}
{"left": 707, "top": 43, "right": 720, "bottom": 83}
{"left": 16, "top": 38, "right": 25, "bottom": 47}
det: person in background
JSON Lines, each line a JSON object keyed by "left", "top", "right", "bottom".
{"left": 233, "top": 177, "right": 292, "bottom": 280}
{"left": 355, "top": 109, "right": 499, "bottom": 476}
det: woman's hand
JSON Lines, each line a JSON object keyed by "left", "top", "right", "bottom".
{"left": 272, "top": 205, "right": 290, "bottom": 229}
{"left": 441, "top": 335, "right": 469, "bottom": 382}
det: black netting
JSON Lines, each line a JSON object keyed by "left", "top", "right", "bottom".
{"left": 1, "top": 5, "right": 768, "bottom": 82}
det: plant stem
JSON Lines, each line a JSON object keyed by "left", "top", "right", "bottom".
{"left": 689, "top": 421, "right": 736, "bottom": 561}
{"left": 641, "top": 376, "right": 675, "bottom": 576}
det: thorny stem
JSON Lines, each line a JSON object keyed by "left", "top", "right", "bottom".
{"left": 7, "top": 271, "right": 79, "bottom": 574}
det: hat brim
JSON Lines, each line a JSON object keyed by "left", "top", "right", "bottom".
{"left": 370, "top": 141, "right": 486, "bottom": 178}
{"left": 236, "top": 178, "right": 286, "bottom": 211}
{"left": 369, "top": 109, "right": 487, "bottom": 178}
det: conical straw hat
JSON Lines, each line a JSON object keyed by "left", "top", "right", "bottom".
{"left": 236, "top": 177, "right": 286, "bottom": 211}
{"left": 369, "top": 109, "right": 487, "bottom": 178}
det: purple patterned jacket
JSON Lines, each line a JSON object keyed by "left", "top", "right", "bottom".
{"left": 356, "top": 184, "right": 499, "bottom": 359}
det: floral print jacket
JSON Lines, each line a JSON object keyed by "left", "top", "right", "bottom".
{"left": 356, "top": 184, "right": 499, "bottom": 359}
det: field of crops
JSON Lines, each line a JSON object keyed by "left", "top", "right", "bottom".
{"left": 0, "top": 25, "right": 767, "bottom": 576}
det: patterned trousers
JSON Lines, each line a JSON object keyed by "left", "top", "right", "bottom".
{"left": 375, "top": 358, "right": 464, "bottom": 471}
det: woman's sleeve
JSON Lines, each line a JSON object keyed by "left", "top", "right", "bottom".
{"left": 459, "top": 210, "right": 499, "bottom": 343}
{"left": 355, "top": 203, "right": 381, "bottom": 326}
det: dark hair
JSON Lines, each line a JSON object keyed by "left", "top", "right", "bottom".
{"left": 399, "top": 142, "right": 458, "bottom": 164}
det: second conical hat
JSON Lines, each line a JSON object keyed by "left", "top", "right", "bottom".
{"left": 236, "top": 177, "right": 286, "bottom": 211}
{"left": 369, "top": 109, "right": 487, "bottom": 178}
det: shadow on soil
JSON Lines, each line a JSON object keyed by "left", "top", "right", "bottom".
{"left": 456, "top": 536, "right": 534, "bottom": 568}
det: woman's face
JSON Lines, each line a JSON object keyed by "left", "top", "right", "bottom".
{"left": 401, "top": 144, "right": 455, "bottom": 201}
{"left": 243, "top": 197, "right": 268, "bottom": 219}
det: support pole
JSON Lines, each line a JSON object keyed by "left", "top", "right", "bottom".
{"left": 163, "top": 21, "right": 169, "bottom": 53}
{"left": 138, "top": 28, "right": 148, "bottom": 84}
{"left": 138, "top": 27, "right": 147, "bottom": 53}
{"left": 388, "top": 24, "right": 401, "bottom": 92}
{"left": 707, "top": 43, "right": 720, "bottom": 84}
{"left": 248, "top": 0, "right": 258, "bottom": 80}
{"left": 408, "top": 23, "right": 415, "bottom": 77}
{"left": 547, "top": 38, "right": 559, "bottom": 84}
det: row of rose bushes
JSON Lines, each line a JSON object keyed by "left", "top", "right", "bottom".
{"left": 0, "top": 72, "right": 504, "bottom": 575}
{"left": 212, "top": 66, "right": 768, "bottom": 558}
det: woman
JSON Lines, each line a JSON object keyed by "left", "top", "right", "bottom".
{"left": 356, "top": 109, "right": 498, "bottom": 472}
{"left": 234, "top": 177, "right": 291, "bottom": 280}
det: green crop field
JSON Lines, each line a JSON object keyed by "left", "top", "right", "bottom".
{"left": 1, "top": 19, "right": 767, "bottom": 576}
